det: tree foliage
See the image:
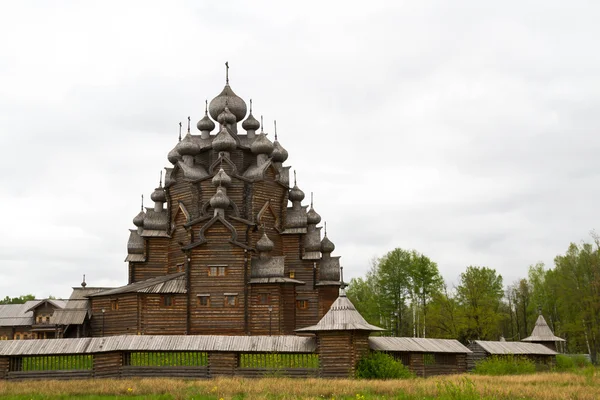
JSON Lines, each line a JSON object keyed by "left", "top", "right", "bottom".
{"left": 0, "top": 294, "right": 35, "bottom": 304}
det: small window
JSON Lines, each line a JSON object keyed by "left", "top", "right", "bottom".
{"left": 110, "top": 299, "right": 119, "bottom": 311}
{"left": 296, "top": 300, "right": 308, "bottom": 310}
{"left": 161, "top": 295, "right": 174, "bottom": 307}
{"left": 45, "top": 316, "right": 50, "bottom": 323}
{"left": 258, "top": 293, "right": 269, "bottom": 304}
{"left": 289, "top": 270, "right": 295, "bottom": 279}
{"left": 177, "top": 263, "right": 184, "bottom": 272}
{"left": 197, "top": 295, "right": 210, "bottom": 307}
{"left": 225, "top": 295, "right": 238, "bottom": 307}
{"left": 15, "top": 334, "right": 20, "bottom": 340}
{"left": 209, "top": 266, "right": 227, "bottom": 276}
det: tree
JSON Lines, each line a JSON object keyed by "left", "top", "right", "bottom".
{"left": 0, "top": 294, "right": 35, "bottom": 304}
{"left": 456, "top": 266, "right": 504, "bottom": 341}
{"left": 347, "top": 248, "right": 443, "bottom": 337}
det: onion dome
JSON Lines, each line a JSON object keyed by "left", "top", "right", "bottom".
{"left": 217, "top": 106, "right": 237, "bottom": 126}
{"left": 242, "top": 113, "right": 260, "bottom": 131}
{"left": 209, "top": 63, "right": 247, "bottom": 121}
{"left": 210, "top": 187, "right": 230, "bottom": 209}
{"left": 242, "top": 99, "right": 260, "bottom": 131}
{"left": 133, "top": 210, "right": 146, "bottom": 227}
{"left": 197, "top": 100, "right": 216, "bottom": 132}
{"left": 321, "top": 235, "right": 335, "bottom": 253}
{"left": 307, "top": 207, "right": 321, "bottom": 225}
{"left": 272, "top": 140, "right": 288, "bottom": 163}
{"left": 212, "top": 168, "right": 232, "bottom": 187}
{"left": 289, "top": 184, "right": 305, "bottom": 203}
{"left": 167, "top": 147, "right": 181, "bottom": 164}
{"left": 256, "top": 233, "right": 274, "bottom": 252}
{"left": 212, "top": 125, "right": 237, "bottom": 152}
{"left": 176, "top": 133, "right": 200, "bottom": 156}
{"left": 151, "top": 186, "right": 166, "bottom": 203}
{"left": 251, "top": 133, "right": 274, "bottom": 155}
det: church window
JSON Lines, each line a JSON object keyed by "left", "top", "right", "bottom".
{"left": 258, "top": 293, "right": 269, "bottom": 304}
{"left": 225, "top": 294, "right": 238, "bottom": 307}
{"left": 209, "top": 265, "right": 227, "bottom": 276}
{"left": 161, "top": 295, "right": 174, "bottom": 307}
{"left": 197, "top": 294, "right": 210, "bottom": 307}
{"left": 296, "top": 300, "right": 308, "bottom": 310}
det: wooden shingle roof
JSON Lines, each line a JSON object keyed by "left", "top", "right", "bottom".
{"left": 369, "top": 337, "right": 472, "bottom": 354}
{"left": 472, "top": 340, "right": 557, "bottom": 355}
{"left": 522, "top": 314, "right": 565, "bottom": 342}
{"left": 296, "top": 291, "right": 384, "bottom": 332}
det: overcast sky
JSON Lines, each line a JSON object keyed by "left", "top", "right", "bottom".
{"left": 1, "top": 1, "right": 599, "bottom": 299}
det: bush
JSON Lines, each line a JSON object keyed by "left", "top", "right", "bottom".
{"left": 356, "top": 351, "right": 414, "bottom": 379}
{"left": 555, "top": 354, "right": 592, "bottom": 371}
{"left": 472, "top": 355, "right": 536, "bottom": 375}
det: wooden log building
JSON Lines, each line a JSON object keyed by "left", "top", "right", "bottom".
{"left": 369, "top": 337, "right": 472, "bottom": 377}
{"left": 521, "top": 313, "right": 565, "bottom": 352}
{"left": 467, "top": 340, "right": 557, "bottom": 370}
{"left": 85, "top": 65, "right": 342, "bottom": 337}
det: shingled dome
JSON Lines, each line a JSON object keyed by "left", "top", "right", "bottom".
{"left": 296, "top": 290, "right": 384, "bottom": 332}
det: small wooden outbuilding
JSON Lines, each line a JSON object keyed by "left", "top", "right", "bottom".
{"left": 369, "top": 337, "right": 472, "bottom": 377}
{"left": 467, "top": 340, "right": 557, "bottom": 370}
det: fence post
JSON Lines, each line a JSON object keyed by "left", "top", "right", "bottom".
{"left": 0, "top": 356, "right": 8, "bottom": 380}
{"left": 93, "top": 351, "right": 123, "bottom": 378}
{"left": 208, "top": 352, "right": 238, "bottom": 378}
{"left": 316, "top": 331, "right": 371, "bottom": 378}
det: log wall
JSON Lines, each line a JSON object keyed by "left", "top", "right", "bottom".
{"left": 93, "top": 352, "right": 122, "bottom": 378}
{"left": 0, "top": 356, "right": 8, "bottom": 379}
{"left": 208, "top": 352, "right": 237, "bottom": 377}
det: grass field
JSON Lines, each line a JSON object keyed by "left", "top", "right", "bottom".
{"left": 0, "top": 371, "right": 598, "bottom": 400}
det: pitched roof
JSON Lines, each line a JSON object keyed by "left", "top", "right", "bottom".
{"left": 472, "top": 340, "right": 557, "bottom": 355}
{"left": 0, "top": 301, "right": 40, "bottom": 327}
{"left": 296, "top": 291, "right": 384, "bottom": 332}
{"left": 522, "top": 314, "right": 565, "bottom": 342}
{"left": 86, "top": 272, "right": 186, "bottom": 297}
{"left": 369, "top": 337, "right": 472, "bottom": 354}
{"left": 0, "top": 335, "right": 316, "bottom": 355}
{"left": 25, "top": 299, "right": 66, "bottom": 313}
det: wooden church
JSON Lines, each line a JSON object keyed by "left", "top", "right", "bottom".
{"left": 87, "top": 65, "right": 342, "bottom": 337}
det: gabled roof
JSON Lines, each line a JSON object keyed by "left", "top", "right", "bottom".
{"left": 25, "top": 299, "right": 66, "bottom": 313}
{"left": 296, "top": 291, "right": 384, "bottom": 332}
{"left": 51, "top": 287, "right": 112, "bottom": 326}
{"left": 522, "top": 314, "right": 565, "bottom": 342}
{"left": 471, "top": 340, "right": 557, "bottom": 355}
{"left": 369, "top": 337, "right": 472, "bottom": 354}
{"left": 0, "top": 301, "right": 40, "bottom": 327}
{"left": 86, "top": 272, "right": 186, "bottom": 297}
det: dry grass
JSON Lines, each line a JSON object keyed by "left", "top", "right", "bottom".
{"left": 0, "top": 371, "right": 598, "bottom": 399}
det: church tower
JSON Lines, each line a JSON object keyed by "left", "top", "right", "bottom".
{"left": 90, "top": 64, "right": 341, "bottom": 336}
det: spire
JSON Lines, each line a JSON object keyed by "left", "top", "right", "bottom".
{"left": 159, "top": 170, "right": 163, "bottom": 188}
{"left": 274, "top": 120, "right": 278, "bottom": 141}
{"left": 311, "top": 192, "right": 313, "bottom": 208}
{"left": 187, "top": 116, "right": 191, "bottom": 134}
{"left": 81, "top": 274, "right": 87, "bottom": 288}
{"left": 260, "top": 115, "right": 264, "bottom": 133}
{"left": 140, "top": 194, "right": 144, "bottom": 211}
{"left": 178, "top": 122, "right": 182, "bottom": 142}
{"left": 324, "top": 221, "right": 327, "bottom": 236}
{"left": 205, "top": 99, "right": 208, "bottom": 115}
{"left": 294, "top": 170, "right": 297, "bottom": 186}
{"left": 225, "top": 61, "right": 229, "bottom": 84}
{"left": 340, "top": 266, "right": 345, "bottom": 292}
{"left": 250, "top": 98, "right": 253, "bottom": 113}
